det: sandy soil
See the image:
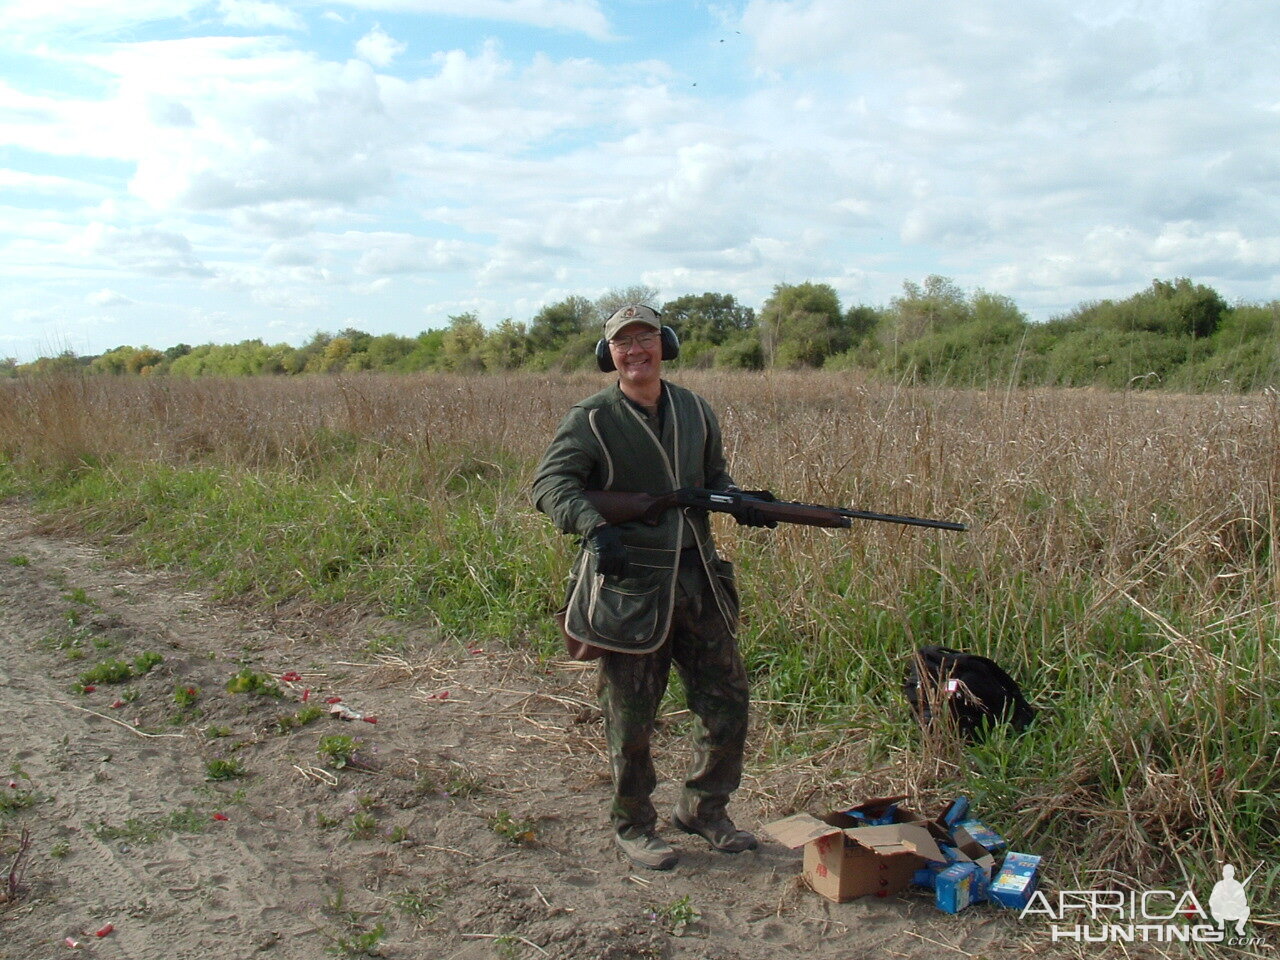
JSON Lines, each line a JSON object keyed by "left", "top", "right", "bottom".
{"left": 0, "top": 500, "right": 1044, "bottom": 960}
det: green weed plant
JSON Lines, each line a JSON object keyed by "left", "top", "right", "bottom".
{"left": 204, "top": 758, "right": 246, "bottom": 781}
{"left": 651, "top": 895, "right": 701, "bottom": 936}
{"left": 317, "top": 734, "right": 359, "bottom": 770}
{"left": 225, "top": 668, "right": 283, "bottom": 697}
{"left": 489, "top": 810, "right": 536, "bottom": 846}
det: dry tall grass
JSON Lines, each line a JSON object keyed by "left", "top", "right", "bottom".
{"left": 6, "top": 371, "right": 1274, "bottom": 590}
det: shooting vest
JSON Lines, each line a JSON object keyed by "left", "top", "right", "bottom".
{"left": 534, "top": 381, "right": 739, "bottom": 654}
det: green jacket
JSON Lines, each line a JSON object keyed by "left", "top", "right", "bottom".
{"left": 533, "top": 381, "right": 740, "bottom": 653}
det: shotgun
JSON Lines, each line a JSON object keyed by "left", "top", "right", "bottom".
{"left": 585, "top": 488, "right": 967, "bottom": 532}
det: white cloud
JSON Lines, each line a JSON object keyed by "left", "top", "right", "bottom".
{"left": 350, "top": 232, "right": 478, "bottom": 274}
{"left": 218, "top": 0, "right": 305, "bottom": 31}
{"left": 0, "top": 0, "right": 201, "bottom": 35}
{"left": 250, "top": 285, "right": 326, "bottom": 309}
{"left": 355, "top": 24, "right": 406, "bottom": 67}
{"left": 0, "top": 79, "right": 133, "bottom": 163}
{"left": 0, "top": 0, "right": 609, "bottom": 38}
{"left": 87, "top": 288, "right": 134, "bottom": 306}
{"left": 726, "top": 0, "right": 1280, "bottom": 297}
{"left": 351, "top": 277, "right": 392, "bottom": 294}
{"left": 74, "top": 223, "right": 213, "bottom": 277}
{"left": 264, "top": 241, "right": 319, "bottom": 266}
{"left": 234, "top": 201, "right": 343, "bottom": 239}
{"left": 88, "top": 46, "right": 399, "bottom": 211}
{"left": 0, "top": 168, "right": 108, "bottom": 200}
{"left": 900, "top": 204, "right": 991, "bottom": 247}
{"left": 334, "top": 0, "right": 611, "bottom": 40}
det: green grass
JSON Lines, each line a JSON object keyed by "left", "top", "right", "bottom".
{"left": 392, "top": 882, "right": 447, "bottom": 922}
{"left": 0, "top": 789, "right": 38, "bottom": 817}
{"left": 326, "top": 923, "right": 385, "bottom": 958}
{"left": 225, "top": 668, "right": 283, "bottom": 697}
{"left": 92, "top": 807, "right": 207, "bottom": 843}
{"left": 347, "top": 812, "right": 378, "bottom": 840}
{"left": 28, "top": 459, "right": 563, "bottom": 656}
{"left": 277, "top": 704, "right": 325, "bottom": 732}
{"left": 174, "top": 684, "right": 199, "bottom": 708}
{"left": 75, "top": 652, "right": 164, "bottom": 689}
{"left": 204, "top": 758, "right": 247, "bottom": 781}
{"left": 77, "top": 658, "right": 134, "bottom": 686}
{"left": 41, "top": 629, "right": 90, "bottom": 659}
{"left": 321, "top": 886, "right": 386, "bottom": 958}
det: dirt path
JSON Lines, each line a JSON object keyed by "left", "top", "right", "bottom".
{"left": 0, "top": 502, "right": 1034, "bottom": 959}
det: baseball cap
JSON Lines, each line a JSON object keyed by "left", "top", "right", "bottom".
{"left": 603, "top": 304, "right": 662, "bottom": 341}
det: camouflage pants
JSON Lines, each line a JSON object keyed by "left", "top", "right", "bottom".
{"left": 597, "top": 560, "right": 750, "bottom": 837}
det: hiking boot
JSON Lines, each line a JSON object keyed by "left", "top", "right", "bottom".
{"left": 615, "top": 829, "right": 678, "bottom": 870}
{"left": 671, "top": 804, "right": 758, "bottom": 853}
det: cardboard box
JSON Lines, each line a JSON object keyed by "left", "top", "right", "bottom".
{"left": 935, "top": 862, "right": 988, "bottom": 913}
{"left": 990, "top": 852, "right": 1042, "bottom": 910}
{"left": 953, "top": 818, "right": 1007, "bottom": 855}
{"left": 763, "top": 812, "right": 948, "bottom": 903}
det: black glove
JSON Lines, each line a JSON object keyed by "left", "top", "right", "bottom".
{"left": 588, "top": 524, "right": 629, "bottom": 576}
{"left": 733, "top": 489, "right": 778, "bottom": 528}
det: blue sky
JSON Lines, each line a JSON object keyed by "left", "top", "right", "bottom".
{"left": 2, "top": 0, "right": 1279, "bottom": 359}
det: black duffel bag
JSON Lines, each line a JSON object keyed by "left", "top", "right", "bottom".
{"left": 904, "top": 645, "right": 1036, "bottom": 740}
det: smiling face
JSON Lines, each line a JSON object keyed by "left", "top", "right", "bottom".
{"left": 609, "top": 321, "right": 662, "bottom": 398}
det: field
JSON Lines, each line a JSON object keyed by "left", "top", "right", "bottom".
{"left": 0, "top": 370, "right": 1276, "bottom": 957}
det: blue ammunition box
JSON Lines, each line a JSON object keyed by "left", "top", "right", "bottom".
{"left": 990, "top": 852, "right": 1042, "bottom": 910}
{"left": 912, "top": 861, "right": 948, "bottom": 889}
{"left": 935, "top": 862, "right": 987, "bottom": 914}
{"left": 841, "top": 796, "right": 906, "bottom": 826}
{"left": 953, "top": 818, "right": 1007, "bottom": 855}
{"left": 841, "top": 806, "right": 898, "bottom": 826}
{"left": 939, "top": 797, "right": 969, "bottom": 828}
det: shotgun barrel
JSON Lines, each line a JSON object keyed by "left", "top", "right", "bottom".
{"left": 584, "top": 488, "right": 967, "bottom": 532}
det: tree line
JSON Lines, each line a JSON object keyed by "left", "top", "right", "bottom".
{"left": 6, "top": 277, "right": 1278, "bottom": 391}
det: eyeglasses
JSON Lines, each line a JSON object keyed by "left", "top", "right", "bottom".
{"left": 608, "top": 332, "right": 660, "bottom": 350}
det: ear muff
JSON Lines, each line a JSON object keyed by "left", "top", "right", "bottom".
{"left": 596, "top": 326, "right": 680, "bottom": 373}
{"left": 595, "top": 337, "right": 615, "bottom": 372}
{"left": 659, "top": 325, "right": 680, "bottom": 361}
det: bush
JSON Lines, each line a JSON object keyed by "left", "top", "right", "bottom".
{"left": 714, "top": 334, "right": 764, "bottom": 370}
{"left": 1041, "top": 327, "right": 1191, "bottom": 389}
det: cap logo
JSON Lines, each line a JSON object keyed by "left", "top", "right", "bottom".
{"left": 623, "top": 306, "right": 637, "bottom": 318}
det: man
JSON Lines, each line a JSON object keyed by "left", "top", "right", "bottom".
{"left": 532, "top": 303, "right": 769, "bottom": 871}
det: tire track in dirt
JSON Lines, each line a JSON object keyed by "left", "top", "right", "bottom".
{"left": 0, "top": 519, "right": 334, "bottom": 959}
